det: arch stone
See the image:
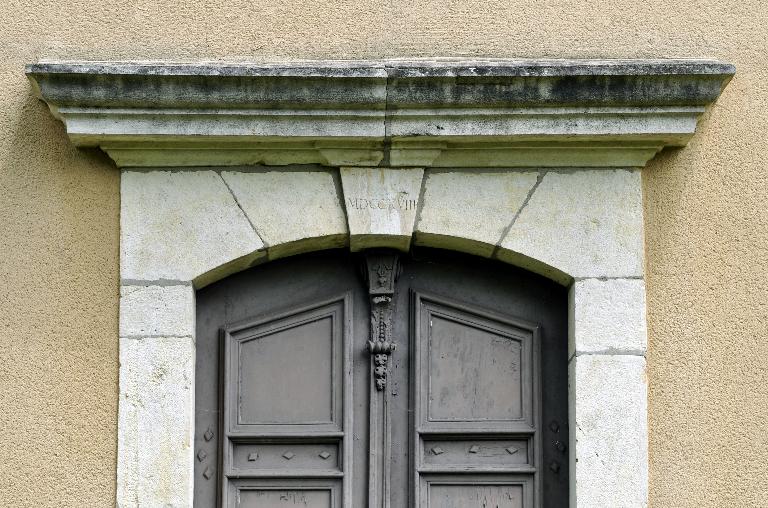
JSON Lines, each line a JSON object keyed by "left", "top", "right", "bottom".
{"left": 27, "top": 59, "right": 734, "bottom": 508}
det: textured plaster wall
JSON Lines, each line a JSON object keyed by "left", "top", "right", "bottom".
{"left": 1, "top": 1, "right": 766, "bottom": 506}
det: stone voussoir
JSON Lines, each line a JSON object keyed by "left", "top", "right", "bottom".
{"left": 499, "top": 169, "right": 644, "bottom": 280}
{"left": 220, "top": 169, "right": 348, "bottom": 260}
{"left": 120, "top": 170, "right": 264, "bottom": 284}
{"left": 415, "top": 169, "right": 539, "bottom": 257}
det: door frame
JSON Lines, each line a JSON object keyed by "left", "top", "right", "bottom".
{"left": 116, "top": 166, "right": 649, "bottom": 507}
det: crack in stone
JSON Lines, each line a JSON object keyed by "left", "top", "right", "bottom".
{"left": 492, "top": 170, "right": 547, "bottom": 258}
{"left": 218, "top": 172, "right": 268, "bottom": 248}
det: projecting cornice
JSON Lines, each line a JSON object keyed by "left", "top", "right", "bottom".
{"left": 26, "top": 59, "right": 734, "bottom": 168}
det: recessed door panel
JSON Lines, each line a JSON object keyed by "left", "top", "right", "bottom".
{"left": 230, "top": 479, "right": 340, "bottom": 508}
{"left": 427, "top": 315, "right": 524, "bottom": 422}
{"left": 420, "top": 475, "right": 532, "bottom": 508}
{"left": 225, "top": 301, "right": 345, "bottom": 435}
{"left": 415, "top": 294, "right": 536, "bottom": 433}
{"left": 237, "top": 316, "right": 335, "bottom": 425}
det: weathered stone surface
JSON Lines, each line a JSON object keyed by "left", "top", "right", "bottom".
{"left": 499, "top": 169, "right": 644, "bottom": 280}
{"left": 569, "top": 355, "right": 648, "bottom": 508}
{"left": 415, "top": 170, "right": 538, "bottom": 257}
{"left": 117, "top": 336, "right": 195, "bottom": 507}
{"left": 340, "top": 167, "right": 424, "bottom": 251}
{"left": 220, "top": 169, "right": 348, "bottom": 259}
{"left": 121, "top": 170, "right": 264, "bottom": 284}
{"left": 119, "top": 284, "right": 195, "bottom": 337}
{"left": 569, "top": 278, "right": 647, "bottom": 355}
{"left": 27, "top": 60, "right": 734, "bottom": 168}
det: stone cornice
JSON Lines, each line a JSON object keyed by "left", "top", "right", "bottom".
{"left": 26, "top": 59, "right": 734, "bottom": 168}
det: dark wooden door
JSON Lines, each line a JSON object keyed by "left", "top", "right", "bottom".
{"left": 194, "top": 249, "right": 568, "bottom": 507}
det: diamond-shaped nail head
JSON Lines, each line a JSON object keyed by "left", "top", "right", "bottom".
{"left": 431, "top": 446, "right": 444, "bottom": 455}
{"left": 549, "top": 461, "right": 561, "bottom": 473}
{"left": 197, "top": 449, "right": 207, "bottom": 462}
{"left": 203, "top": 467, "right": 213, "bottom": 480}
{"left": 549, "top": 421, "right": 559, "bottom": 433}
{"left": 247, "top": 452, "right": 258, "bottom": 461}
{"left": 319, "top": 451, "right": 331, "bottom": 460}
{"left": 204, "top": 428, "right": 214, "bottom": 441}
{"left": 282, "top": 452, "right": 295, "bottom": 460}
{"left": 468, "top": 445, "right": 480, "bottom": 454}
{"left": 506, "top": 447, "right": 518, "bottom": 455}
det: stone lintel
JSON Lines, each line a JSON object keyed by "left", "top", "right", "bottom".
{"left": 26, "top": 59, "right": 734, "bottom": 168}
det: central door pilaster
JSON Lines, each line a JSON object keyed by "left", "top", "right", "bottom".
{"left": 363, "top": 250, "right": 401, "bottom": 508}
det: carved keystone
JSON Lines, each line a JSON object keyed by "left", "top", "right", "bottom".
{"left": 340, "top": 167, "right": 424, "bottom": 252}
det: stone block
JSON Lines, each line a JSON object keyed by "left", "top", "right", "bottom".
{"left": 499, "top": 169, "right": 644, "bottom": 280}
{"left": 117, "top": 336, "right": 195, "bottom": 507}
{"left": 121, "top": 170, "right": 264, "bottom": 284}
{"left": 339, "top": 167, "right": 424, "bottom": 251}
{"left": 415, "top": 170, "right": 538, "bottom": 257}
{"left": 569, "top": 355, "right": 648, "bottom": 508}
{"left": 569, "top": 278, "right": 647, "bottom": 355}
{"left": 119, "top": 284, "right": 195, "bottom": 337}
{"left": 220, "top": 170, "right": 348, "bottom": 259}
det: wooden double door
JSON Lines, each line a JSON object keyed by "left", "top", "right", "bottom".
{"left": 194, "top": 249, "right": 568, "bottom": 507}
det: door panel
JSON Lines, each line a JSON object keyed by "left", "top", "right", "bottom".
{"left": 415, "top": 296, "right": 536, "bottom": 430}
{"left": 220, "top": 297, "right": 352, "bottom": 508}
{"left": 195, "top": 248, "right": 568, "bottom": 508}
{"left": 224, "top": 301, "right": 346, "bottom": 434}
{"left": 419, "top": 475, "right": 533, "bottom": 508}
{"left": 411, "top": 293, "right": 539, "bottom": 506}
{"left": 229, "top": 479, "right": 341, "bottom": 508}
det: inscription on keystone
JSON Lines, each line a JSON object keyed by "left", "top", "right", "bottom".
{"left": 346, "top": 194, "right": 418, "bottom": 212}
{"left": 339, "top": 166, "right": 425, "bottom": 251}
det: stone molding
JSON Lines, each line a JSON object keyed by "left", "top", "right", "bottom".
{"left": 25, "top": 59, "right": 734, "bottom": 508}
{"left": 26, "top": 59, "right": 733, "bottom": 168}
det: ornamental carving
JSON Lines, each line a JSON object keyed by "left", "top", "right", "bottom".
{"left": 363, "top": 251, "right": 400, "bottom": 390}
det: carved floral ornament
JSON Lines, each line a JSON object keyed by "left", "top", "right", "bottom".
{"left": 25, "top": 59, "right": 733, "bottom": 507}
{"left": 363, "top": 251, "right": 401, "bottom": 390}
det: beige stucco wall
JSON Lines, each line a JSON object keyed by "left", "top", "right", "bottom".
{"left": 1, "top": 1, "right": 765, "bottom": 506}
